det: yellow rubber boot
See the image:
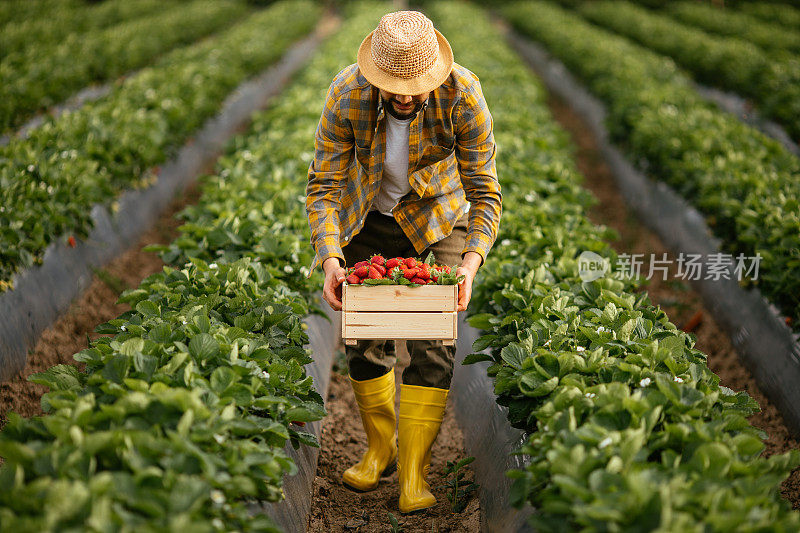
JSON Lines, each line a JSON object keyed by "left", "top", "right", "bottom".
{"left": 342, "top": 370, "right": 398, "bottom": 491}
{"left": 398, "top": 384, "right": 448, "bottom": 513}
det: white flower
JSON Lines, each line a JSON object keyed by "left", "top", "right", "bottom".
{"left": 639, "top": 377, "right": 651, "bottom": 387}
{"left": 510, "top": 249, "right": 519, "bottom": 256}
{"left": 209, "top": 263, "right": 218, "bottom": 269}
{"left": 210, "top": 490, "right": 225, "bottom": 504}
{"left": 525, "top": 193, "right": 536, "bottom": 202}
{"left": 213, "top": 434, "right": 225, "bottom": 444}
{"left": 585, "top": 392, "right": 596, "bottom": 399}
{"left": 576, "top": 346, "right": 586, "bottom": 352}
{"left": 181, "top": 319, "right": 187, "bottom": 325}
{"left": 673, "top": 376, "right": 684, "bottom": 383}
{"left": 500, "top": 239, "right": 512, "bottom": 246}
{"left": 299, "top": 266, "right": 310, "bottom": 276}
{"left": 597, "top": 326, "right": 607, "bottom": 333}
{"left": 283, "top": 265, "right": 294, "bottom": 274}
{"left": 120, "top": 325, "right": 127, "bottom": 332}
{"left": 212, "top": 518, "right": 224, "bottom": 529}
{"left": 262, "top": 371, "right": 270, "bottom": 380}
{"left": 27, "top": 164, "right": 35, "bottom": 172}
{"left": 599, "top": 437, "right": 612, "bottom": 449}
{"left": 543, "top": 425, "right": 550, "bottom": 431}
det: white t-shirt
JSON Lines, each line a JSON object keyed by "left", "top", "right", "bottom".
{"left": 372, "top": 113, "right": 413, "bottom": 216}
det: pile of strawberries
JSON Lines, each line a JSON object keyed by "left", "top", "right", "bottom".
{"left": 345, "top": 255, "right": 452, "bottom": 285}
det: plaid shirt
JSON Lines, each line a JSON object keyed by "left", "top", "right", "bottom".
{"left": 306, "top": 62, "right": 501, "bottom": 270}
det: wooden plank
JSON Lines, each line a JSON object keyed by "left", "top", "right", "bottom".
{"left": 343, "top": 284, "right": 457, "bottom": 312}
{"left": 343, "top": 311, "right": 457, "bottom": 340}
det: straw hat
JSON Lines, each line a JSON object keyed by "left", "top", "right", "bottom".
{"left": 357, "top": 11, "right": 454, "bottom": 95}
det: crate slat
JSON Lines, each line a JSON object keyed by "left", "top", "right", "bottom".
{"left": 343, "top": 284, "right": 457, "bottom": 312}
{"left": 343, "top": 311, "right": 457, "bottom": 340}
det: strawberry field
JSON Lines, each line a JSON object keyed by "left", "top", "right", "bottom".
{"left": 1, "top": 0, "right": 799, "bottom": 531}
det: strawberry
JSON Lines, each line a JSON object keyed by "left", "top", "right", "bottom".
{"left": 403, "top": 268, "right": 418, "bottom": 280}
{"left": 346, "top": 274, "right": 361, "bottom": 284}
{"left": 417, "top": 264, "right": 430, "bottom": 280}
{"left": 373, "top": 264, "right": 386, "bottom": 276}
{"left": 67, "top": 236, "right": 77, "bottom": 248}
{"left": 430, "top": 271, "right": 439, "bottom": 282}
{"left": 371, "top": 255, "right": 385, "bottom": 266}
{"left": 354, "top": 260, "right": 369, "bottom": 269}
{"left": 442, "top": 265, "right": 451, "bottom": 273}
{"left": 386, "top": 257, "right": 402, "bottom": 269}
{"left": 354, "top": 265, "right": 370, "bottom": 278}
{"left": 368, "top": 266, "right": 382, "bottom": 279}
{"left": 404, "top": 257, "right": 417, "bottom": 268}
{"left": 410, "top": 277, "right": 427, "bottom": 284}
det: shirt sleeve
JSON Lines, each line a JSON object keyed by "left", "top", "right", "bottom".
{"left": 454, "top": 80, "right": 502, "bottom": 265}
{"left": 306, "top": 82, "right": 354, "bottom": 269}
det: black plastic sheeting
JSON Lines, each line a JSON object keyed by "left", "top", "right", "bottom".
{"left": 504, "top": 29, "right": 800, "bottom": 437}
{"left": 0, "top": 83, "right": 114, "bottom": 147}
{"left": 452, "top": 313, "right": 534, "bottom": 533}
{"left": 0, "top": 25, "right": 328, "bottom": 382}
{"left": 693, "top": 83, "right": 800, "bottom": 159}
{"left": 248, "top": 304, "right": 339, "bottom": 532}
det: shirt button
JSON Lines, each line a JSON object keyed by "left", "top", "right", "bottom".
{"left": 343, "top": 236, "right": 349, "bottom": 242}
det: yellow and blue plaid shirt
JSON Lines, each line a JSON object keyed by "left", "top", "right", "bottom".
{"left": 306, "top": 62, "right": 501, "bottom": 270}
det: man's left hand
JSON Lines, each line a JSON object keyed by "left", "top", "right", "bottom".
{"left": 456, "top": 251, "right": 482, "bottom": 312}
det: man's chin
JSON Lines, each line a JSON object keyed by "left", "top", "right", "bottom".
{"left": 388, "top": 103, "right": 416, "bottom": 119}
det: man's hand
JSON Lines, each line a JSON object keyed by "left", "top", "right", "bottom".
{"left": 322, "top": 257, "right": 347, "bottom": 311}
{"left": 456, "top": 251, "right": 482, "bottom": 312}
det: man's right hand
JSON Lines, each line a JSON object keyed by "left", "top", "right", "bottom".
{"left": 322, "top": 257, "right": 347, "bottom": 311}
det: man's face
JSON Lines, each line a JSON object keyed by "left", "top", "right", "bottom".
{"left": 379, "top": 89, "right": 430, "bottom": 119}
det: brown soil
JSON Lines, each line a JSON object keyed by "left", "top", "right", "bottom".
{"left": 0, "top": 185, "right": 199, "bottom": 431}
{"left": 308, "top": 342, "right": 481, "bottom": 532}
{"left": 544, "top": 93, "right": 800, "bottom": 508}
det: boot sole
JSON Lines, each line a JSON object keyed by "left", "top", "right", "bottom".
{"left": 342, "top": 460, "right": 397, "bottom": 492}
{"left": 399, "top": 502, "right": 436, "bottom": 515}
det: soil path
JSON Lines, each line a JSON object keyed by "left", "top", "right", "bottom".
{"left": 544, "top": 92, "right": 800, "bottom": 508}
{"left": 308, "top": 343, "right": 481, "bottom": 532}
{"left": 0, "top": 185, "right": 198, "bottom": 431}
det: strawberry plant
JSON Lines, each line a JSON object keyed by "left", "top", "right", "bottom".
{"left": 0, "top": 0, "right": 250, "bottom": 133}
{"left": 430, "top": 1, "right": 800, "bottom": 530}
{"left": 504, "top": 1, "right": 800, "bottom": 331}
{"left": 0, "top": 0, "right": 320, "bottom": 291}
{"left": 0, "top": 3, "right": 390, "bottom": 529}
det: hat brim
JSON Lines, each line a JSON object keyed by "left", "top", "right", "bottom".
{"left": 357, "top": 28, "right": 454, "bottom": 95}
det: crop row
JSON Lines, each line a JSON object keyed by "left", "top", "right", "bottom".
{"left": 0, "top": 0, "right": 319, "bottom": 290}
{"left": 737, "top": 1, "right": 800, "bottom": 29}
{"left": 0, "top": 0, "right": 80, "bottom": 28}
{"left": 576, "top": 0, "right": 800, "bottom": 143}
{"left": 664, "top": 1, "right": 800, "bottom": 55}
{"left": 429, "top": 1, "right": 800, "bottom": 530}
{"left": 503, "top": 0, "right": 800, "bottom": 331}
{"left": 0, "top": 0, "right": 249, "bottom": 134}
{"left": 0, "top": 1, "right": 383, "bottom": 530}
{"left": 0, "top": 0, "right": 173, "bottom": 61}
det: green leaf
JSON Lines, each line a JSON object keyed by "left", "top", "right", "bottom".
{"left": 135, "top": 300, "right": 160, "bottom": 318}
{"left": 189, "top": 333, "right": 219, "bottom": 360}
{"left": 27, "top": 364, "right": 82, "bottom": 391}
{"left": 500, "top": 343, "right": 528, "bottom": 370}
{"left": 463, "top": 352, "right": 493, "bottom": 365}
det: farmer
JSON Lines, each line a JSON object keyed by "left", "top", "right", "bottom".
{"left": 305, "top": 11, "right": 501, "bottom": 513}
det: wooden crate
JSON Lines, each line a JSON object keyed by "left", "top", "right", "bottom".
{"left": 342, "top": 284, "right": 458, "bottom": 346}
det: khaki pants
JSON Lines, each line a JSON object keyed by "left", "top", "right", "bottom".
{"left": 342, "top": 210, "right": 467, "bottom": 389}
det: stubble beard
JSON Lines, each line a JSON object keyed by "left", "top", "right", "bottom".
{"left": 384, "top": 98, "right": 423, "bottom": 120}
